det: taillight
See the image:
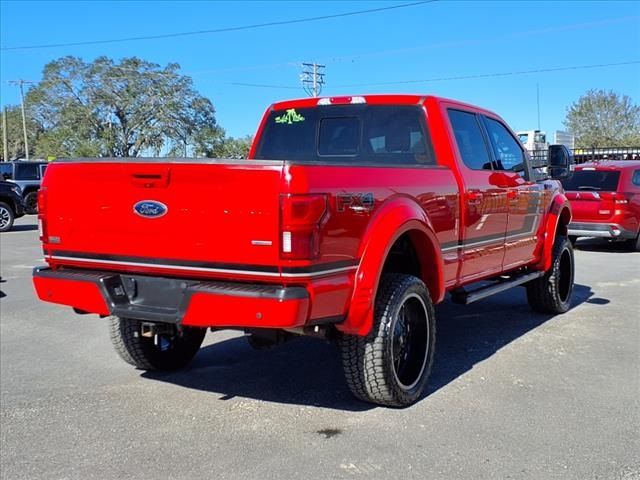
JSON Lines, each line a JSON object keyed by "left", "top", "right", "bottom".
{"left": 600, "top": 192, "right": 628, "bottom": 204}
{"left": 37, "top": 188, "right": 47, "bottom": 241}
{"left": 280, "top": 194, "right": 328, "bottom": 259}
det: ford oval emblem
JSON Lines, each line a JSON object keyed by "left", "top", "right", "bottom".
{"left": 133, "top": 200, "right": 168, "bottom": 218}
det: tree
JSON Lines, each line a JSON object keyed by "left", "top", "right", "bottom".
{"left": 192, "top": 130, "right": 253, "bottom": 159}
{"left": 564, "top": 89, "right": 640, "bottom": 148}
{"left": 25, "top": 56, "right": 220, "bottom": 157}
{"left": 0, "top": 106, "right": 42, "bottom": 160}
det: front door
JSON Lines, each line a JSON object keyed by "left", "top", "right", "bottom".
{"left": 482, "top": 116, "right": 543, "bottom": 270}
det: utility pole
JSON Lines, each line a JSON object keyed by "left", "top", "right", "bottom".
{"left": 2, "top": 106, "right": 8, "bottom": 162}
{"left": 536, "top": 83, "right": 541, "bottom": 131}
{"left": 8, "top": 79, "right": 32, "bottom": 160}
{"left": 301, "top": 63, "right": 325, "bottom": 97}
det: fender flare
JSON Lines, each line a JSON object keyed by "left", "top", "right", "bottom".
{"left": 539, "top": 193, "right": 572, "bottom": 271}
{"left": 338, "top": 196, "right": 445, "bottom": 336}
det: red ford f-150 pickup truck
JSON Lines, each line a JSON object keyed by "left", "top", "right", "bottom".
{"left": 33, "top": 95, "right": 574, "bottom": 407}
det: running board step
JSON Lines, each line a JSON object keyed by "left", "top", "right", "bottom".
{"left": 451, "top": 271, "right": 545, "bottom": 305}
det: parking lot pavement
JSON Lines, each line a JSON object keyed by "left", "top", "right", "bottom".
{"left": 1, "top": 216, "right": 639, "bottom": 480}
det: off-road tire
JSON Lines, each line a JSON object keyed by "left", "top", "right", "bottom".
{"left": 0, "top": 202, "right": 15, "bottom": 232}
{"left": 526, "top": 235, "right": 574, "bottom": 314}
{"left": 108, "top": 317, "right": 206, "bottom": 370}
{"left": 340, "top": 274, "right": 436, "bottom": 407}
{"left": 23, "top": 191, "right": 38, "bottom": 215}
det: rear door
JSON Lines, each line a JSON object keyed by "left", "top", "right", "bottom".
{"left": 562, "top": 168, "right": 622, "bottom": 223}
{"left": 447, "top": 109, "right": 508, "bottom": 282}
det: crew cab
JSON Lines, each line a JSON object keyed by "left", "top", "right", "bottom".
{"left": 564, "top": 160, "right": 640, "bottom": 250}
{"left": 32, "top": 95, "right": 574, "bottom": 407}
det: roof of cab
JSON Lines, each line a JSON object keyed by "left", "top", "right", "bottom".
{"left": 269, "top": 94, "right": 499, "bottom": 117}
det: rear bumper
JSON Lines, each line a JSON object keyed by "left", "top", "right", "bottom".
{"left": 33, "top": 267, "right": 310, "bottom": 329}
{"left": 568, "top": 222, "right": 637, "bottom": 239}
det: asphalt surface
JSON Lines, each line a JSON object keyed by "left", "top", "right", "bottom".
{"left": 1, "top": 216, "right": 639, "bottom": 480}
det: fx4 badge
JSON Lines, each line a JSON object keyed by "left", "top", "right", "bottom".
{"left": 337, "top": 193, "right": 374, "bottom": 213}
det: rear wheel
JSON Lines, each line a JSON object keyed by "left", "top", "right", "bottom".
{"left": 109, "top": 317, "right": 206, "bottom": 370}
{"left": 23, "top": 191, "right": 38, "bottom": 215}
{"left": 340, "top": 274, "right": 436, "bottom": 407}
{"left": 526, "top": 236, "right": 574, "bottom": 314}
{"left": 0, "top": 202, "right": 15, "bottom": 232}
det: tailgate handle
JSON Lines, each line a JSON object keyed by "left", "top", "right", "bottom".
{"left": 131, "top": 169, "right": 170, "bottom": 188}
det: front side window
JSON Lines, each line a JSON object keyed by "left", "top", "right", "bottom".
{"left": 255, "top": 105, "right": 434, "bottom": 165}
{"left": 447, "top": 109, "right": 492, "bottom": 170}
{"left": 0, "top": 163, "right": 12, "bottom": 179}
{"left": 484, "top": 118, "right": 526, "bottom": 172}
{"left": 632, "top": 170, "right": 640, "bottom": 187}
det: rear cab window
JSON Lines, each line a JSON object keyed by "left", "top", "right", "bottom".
{"left": 255, "top": 105, "right": 435, "bottom": 166}
{"left": 562, "top": 169, "right": 621, "bottom": 192}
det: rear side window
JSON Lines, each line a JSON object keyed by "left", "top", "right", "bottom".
{"left": 561, "top": 170, "right": 621, "bottom": 191}
{"left": 255, "top": 105, "right": 434, "bottom": 165}
{"left": 447, "top": 109, "right": 492, "bottom": 170}
{"left": 483, "top": 117, "right": 525, "bottom": 172}
{"left": 632, "top": 170, "right": 640, "bottom": 186}
{"left": 14, "top": 163, "right": 39, "bottom": 180}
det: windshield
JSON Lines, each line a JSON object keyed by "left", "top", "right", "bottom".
{"left": 255, "top": 105, "right": 434, "bottom": 165}
{"left": 561, "top": 170, "right": 621, "bottom": 191}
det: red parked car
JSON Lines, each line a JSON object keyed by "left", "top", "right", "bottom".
{"left": 33, "top": 95, "right": 574, "bottom": 407}
{"left": 564, "top": 160, "right": 640, "bottom": 250}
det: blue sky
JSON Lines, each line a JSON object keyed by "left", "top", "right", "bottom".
{"left": 1, "top": 0, "right": 639, "bottom": 139}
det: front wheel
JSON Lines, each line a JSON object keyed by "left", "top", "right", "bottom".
{"left": 341, "top": 274, "right": 436, "bottom": 407}
{"left": 108, "top": 317, "right": 206, "bottom": 370}
{"left": 0, "top": 202, "right": 15, "bottom": 232}
{"left": 526, "top": 236, "right": 574, "bottom": 314}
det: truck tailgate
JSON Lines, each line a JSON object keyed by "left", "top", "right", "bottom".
{"left": 42, "top": 160, "right": 285, "bottom": 278}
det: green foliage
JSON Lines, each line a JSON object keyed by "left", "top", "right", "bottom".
{"left": 564, "top": 89, "right": 640, "bottom": 148}
{"left": 0, "top": 106, "right": 41, "bottom": 160}
{"left": 25, "top": 56, "right": 220, "bottom": 157}
{"left": 192, "top": 131, "right": 253, "bottom": 159}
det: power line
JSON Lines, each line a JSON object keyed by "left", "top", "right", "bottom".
{"left": 230, "top": 82, "right": 299, "bottom": 90}
{"left": 1, "top": 1, "right": 438, "bottom": 51}
{"left": 331, "top": 60, "right": 640, "bottom": 88}
{"left": 228, "top": 60, "right": 640, "bottom": 91}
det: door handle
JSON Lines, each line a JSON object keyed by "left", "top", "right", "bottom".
{"left": 466, "top": 191, "right": 482, "bottom": 205}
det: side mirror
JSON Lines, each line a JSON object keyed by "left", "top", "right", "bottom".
{"left": 548, "top": 144, "right": 572, "bottom": 180}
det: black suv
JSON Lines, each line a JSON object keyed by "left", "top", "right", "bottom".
{"left": 0, "top": 180, "right": 26, "bottom": 232}
{"left": 0, "top": 161, "right": 48, "bottom": 214}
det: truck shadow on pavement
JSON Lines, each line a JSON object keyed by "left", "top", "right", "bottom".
{"left": 142, "top": 283, "right": 599, "bottom": 411}
{"left": 4, "top": 223, "right": 39, "bottom": 232}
